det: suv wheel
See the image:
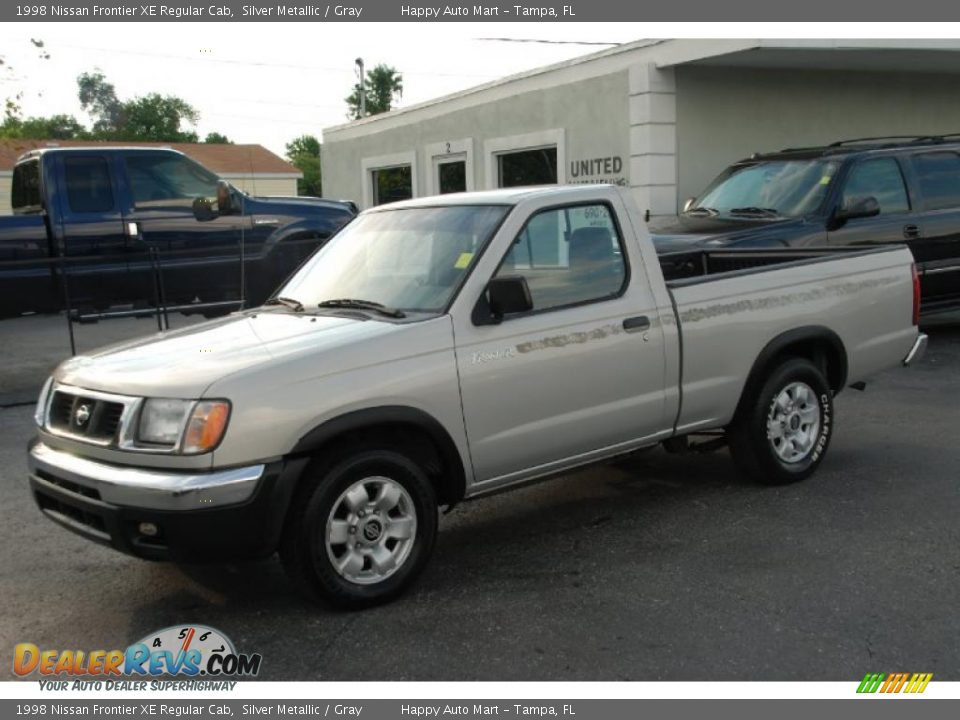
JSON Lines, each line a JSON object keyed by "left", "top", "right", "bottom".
{"left": 729, "top": 357, "right": 833, "bottom": 485}
{"left": 280, "top": 447, "right": 438, "bottom": 608}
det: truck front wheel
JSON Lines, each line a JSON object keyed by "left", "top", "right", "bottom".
{"left": 728, "top": 358, "right": 833, "bottom": 485}
{"left": 280, "top": 446, "right": 438, "bottom": 608}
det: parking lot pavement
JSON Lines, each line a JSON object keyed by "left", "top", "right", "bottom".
{"left": 1, "top": 325, "right": 957, "bottom": 682}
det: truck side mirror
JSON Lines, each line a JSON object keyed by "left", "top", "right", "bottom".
{"left": 217, "top": 180, "right": 234, "bottom": 215}
{"left": 682, "top": 197, "right": 697, "bottom": 212}
{"left": 474, "top": 276, "right": 533, "bottom": 325}
{"left": 836, "top": 196, "right": 880, "bottom": 222}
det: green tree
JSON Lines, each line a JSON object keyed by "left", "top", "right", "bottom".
{"left": 285, "top": 134, "right": 322, "bottom": 197}
{"left": 0, "top": 113, "right": 87, "bottom": 139}
{"left": 77, "top": 71, "right": 123, "bottom": 136}
{"left": 116, "top": 93, "right": 199, "bottom": 142}
{"left": 204, "top": 131, "right": 232, "bottom": 144}
{"left": 346, "top": 64, "right": 403, "bottom": 120}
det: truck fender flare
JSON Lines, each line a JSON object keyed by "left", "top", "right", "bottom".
{"left": 289, "top": 405, "right": 467, "bottom": 505}
{"left": 734, "top": 325, "right": 848, "bottom": 419}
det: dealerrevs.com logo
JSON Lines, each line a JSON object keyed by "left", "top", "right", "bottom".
{"left": 857, "top": 673, "right": 933, "bottom": 694}
{"left": 13, "top": 625, "right": 262, "bottom": 683}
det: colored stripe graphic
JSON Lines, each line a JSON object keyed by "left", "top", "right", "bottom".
{"left": 857, "top": 672, "right": 932, "bottom": 694}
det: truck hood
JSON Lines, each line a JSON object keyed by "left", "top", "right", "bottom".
{"left": 649, "top": 214, "right": 802, "bottom": 253}
{"left": 54, "top": 311, "right": 398, "bottom": 398}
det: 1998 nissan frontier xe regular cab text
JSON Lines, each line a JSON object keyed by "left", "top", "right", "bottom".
{"left": 27, "top": 185, "right": 927, "bottom": 607}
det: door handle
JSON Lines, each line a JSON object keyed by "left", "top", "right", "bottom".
{"left": 903, "top": 224, "right": 921, "bottom": 239}
{"left": 623, "top": 315, "right": 650, "bottom": 333}
{"left": 126, "top": 221, "right": 139, "bottom": 239}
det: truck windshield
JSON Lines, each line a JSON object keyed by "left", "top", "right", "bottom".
{"left": 277, "top": 205, "right": 509, "bottom": 314}
{"left": 691, "top": 159, "right": 840, "bottom": 218}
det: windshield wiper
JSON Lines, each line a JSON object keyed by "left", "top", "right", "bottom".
{"left": 683, "top": 206, "right": 719, "bottom": 216}
{"left": 264, "top": 296, "right": 304, "bottom": 312}
{"left": 729, "top": 207, "right": 780, "bottom": 218}
{"left": 318, "top": 298, "right": 406, "bottom": 318}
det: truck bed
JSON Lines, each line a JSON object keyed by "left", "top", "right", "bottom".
{"left": 660, "top": 243, "right": 918, "bottom": 435}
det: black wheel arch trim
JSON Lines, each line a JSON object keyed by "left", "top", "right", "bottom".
{"left": 734, "top": 325, "right": 848, "bottom": 420}
{"left": 289, "top": 405, "right": 467, "bottom": 506}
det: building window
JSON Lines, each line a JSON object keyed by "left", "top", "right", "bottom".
{"left": 437, "top": 159, "right": 467, "bottom": 194}
{"left": 497, "top": 147, "right": 558, "bottom": 188}
{"left": 372, "top": 165, "right": 413, "bottom": 206}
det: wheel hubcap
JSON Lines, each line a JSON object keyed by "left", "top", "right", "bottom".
{"left": 325, "top": 476, "right": 417, "bottom": 585}
{"left": 766, "top": 381, "right": 821, "bottom": 464}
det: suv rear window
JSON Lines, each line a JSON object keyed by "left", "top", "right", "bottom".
{"left": 12, "top": 158, "right": 42, "bottom": 215}
{"left": 913, "top": 152, "right": 960, "bottom": 211}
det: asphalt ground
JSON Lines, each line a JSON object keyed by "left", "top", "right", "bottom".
{"left": 0, "top": 318, "right": 957, "bottom": 681}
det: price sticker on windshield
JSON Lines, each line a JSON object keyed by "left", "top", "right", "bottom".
{"left": 454, "top": 252, "right": 474, "bottom": 269}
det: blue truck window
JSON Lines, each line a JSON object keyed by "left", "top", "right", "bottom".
{"left": 11, "top": 158, "right": 42, "bottom": 215}
{"left": 125, "top": 153, "right": 219, "bottom": 209}
{"left": 64, "top": 156, "right": 115, "bottom": 214}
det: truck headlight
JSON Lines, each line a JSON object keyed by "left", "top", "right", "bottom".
{"left": 34, "top": 377, "right": 53, "bottom": 427}
{"left": 181, "top": 400, "right": 231, "bottom": 454}
{"left": 138, "top": 399, "right": 193, "bottom": 446}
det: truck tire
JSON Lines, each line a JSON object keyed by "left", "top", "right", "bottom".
{"left": 728, "top": 357, "right": 833, "bottom": 485}
{"left": 280, "top": 446, "right": 438, "bottom": 608}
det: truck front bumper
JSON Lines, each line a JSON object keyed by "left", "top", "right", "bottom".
{"left": 903, "top": 333, "right": 929, "bottom": 366}
{"left": 27, "top": 441, "right": 306, "bottom": 562}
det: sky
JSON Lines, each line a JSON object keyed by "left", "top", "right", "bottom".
{"left": 1, "top": 23, "right": 644, "bottom": 157}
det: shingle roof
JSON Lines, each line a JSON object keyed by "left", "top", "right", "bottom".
{"left": 0, "top": 139, "right": 300, "bottom": 175}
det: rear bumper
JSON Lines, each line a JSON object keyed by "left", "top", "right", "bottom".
{"left": 903, "top": 333, "right": 928, "bottom": 367}
{"left": 27, "top": 440, "right": 307, "bottom": 562}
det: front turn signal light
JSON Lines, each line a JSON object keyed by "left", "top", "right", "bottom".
{"left": 181, "top": 400, "right": 231, "bottom": 454}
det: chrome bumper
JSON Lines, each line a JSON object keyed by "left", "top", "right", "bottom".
{"left": 903, "top": 333, "right": 928, "bottom": 367}
{"left": 28, "top": 442, "right": 264, "bottom": 511}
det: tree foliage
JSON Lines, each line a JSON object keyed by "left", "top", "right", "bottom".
{"left": 346, "top": 64, "right": 403, "bottom": 120}
{"left": 285, "top": 134, "right": 322, "bottom": 197}
{"left": 1, "top": 65, "right": 229, "bottom": 143}
{"left": 76, "top": 71, "right": 122, "bottom": 136}
{"left": 204, "top": 131, "right": 232, "bottom": 144}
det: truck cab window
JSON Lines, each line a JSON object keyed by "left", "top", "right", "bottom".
{"left": 64, "top": 156, "right": 115, "bottom": 214}
{"left": 840, "top": 158, "right": 909, "bottom": 215}
{"left": 495, "top": 203, "right": 626, "bottom": 313}
{"left": 913, "top": 152, "right": 960, "bottom": 211}
{"left": 125, "top": 153, "right": 219, "bottom": 209}
{"left": 11, "top": 158, "right": 42, "bottom": 215}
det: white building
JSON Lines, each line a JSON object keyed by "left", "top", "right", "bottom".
{"left": 322, "top": 39, "right": 960, "bottom": 219}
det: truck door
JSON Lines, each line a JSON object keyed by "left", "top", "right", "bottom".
{"left": 904, "top": 150, "right": 960, "bottom": 306}
{"left": 55, "top": 153, "right": 128, "bottom": 313}
{"left": 453, "top": 199, "right": 668, "bottom": 488}
{"left": 826, "top": 157, "right": 915, "bottom": 249}
{"left": 120, "top": 151, "right": 243, "bottom": 311}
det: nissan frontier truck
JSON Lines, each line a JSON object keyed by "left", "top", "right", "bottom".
{"left": 27, "top": 185, "right": 926, "bottom": 607}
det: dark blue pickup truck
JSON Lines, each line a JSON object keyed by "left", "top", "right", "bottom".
{"left": 0, "top": 147, "right": 355, "bottom": 319}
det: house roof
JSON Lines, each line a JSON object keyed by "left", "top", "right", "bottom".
{"left": 0, "top": 139, "right": 301, "bottom": 176}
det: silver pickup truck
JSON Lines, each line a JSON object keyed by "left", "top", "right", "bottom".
{"left": 27, "top": 185, "right": 926, "bottom": 607}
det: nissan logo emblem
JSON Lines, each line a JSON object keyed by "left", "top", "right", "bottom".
{"left": 74, "top": 404, "right": 91, "bottom": 426}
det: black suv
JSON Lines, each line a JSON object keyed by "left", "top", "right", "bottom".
{"left": 651, "top": 135, "right": 960, "bottom": 315}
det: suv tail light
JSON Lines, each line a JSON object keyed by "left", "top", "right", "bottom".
{"left": 912, "top": 263, "right": 921, "bottom": 326}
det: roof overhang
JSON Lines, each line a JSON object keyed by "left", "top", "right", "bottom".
{"left": 658, "top": 39, "right": 960, "bottom": 74}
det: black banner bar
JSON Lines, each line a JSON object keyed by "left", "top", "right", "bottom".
{"left": 4, "top": 0, "right": 960, "bottom": 22}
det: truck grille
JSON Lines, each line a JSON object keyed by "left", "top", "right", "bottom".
{"left": 48, "top": 390, "right": 126, "bottom": 443}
